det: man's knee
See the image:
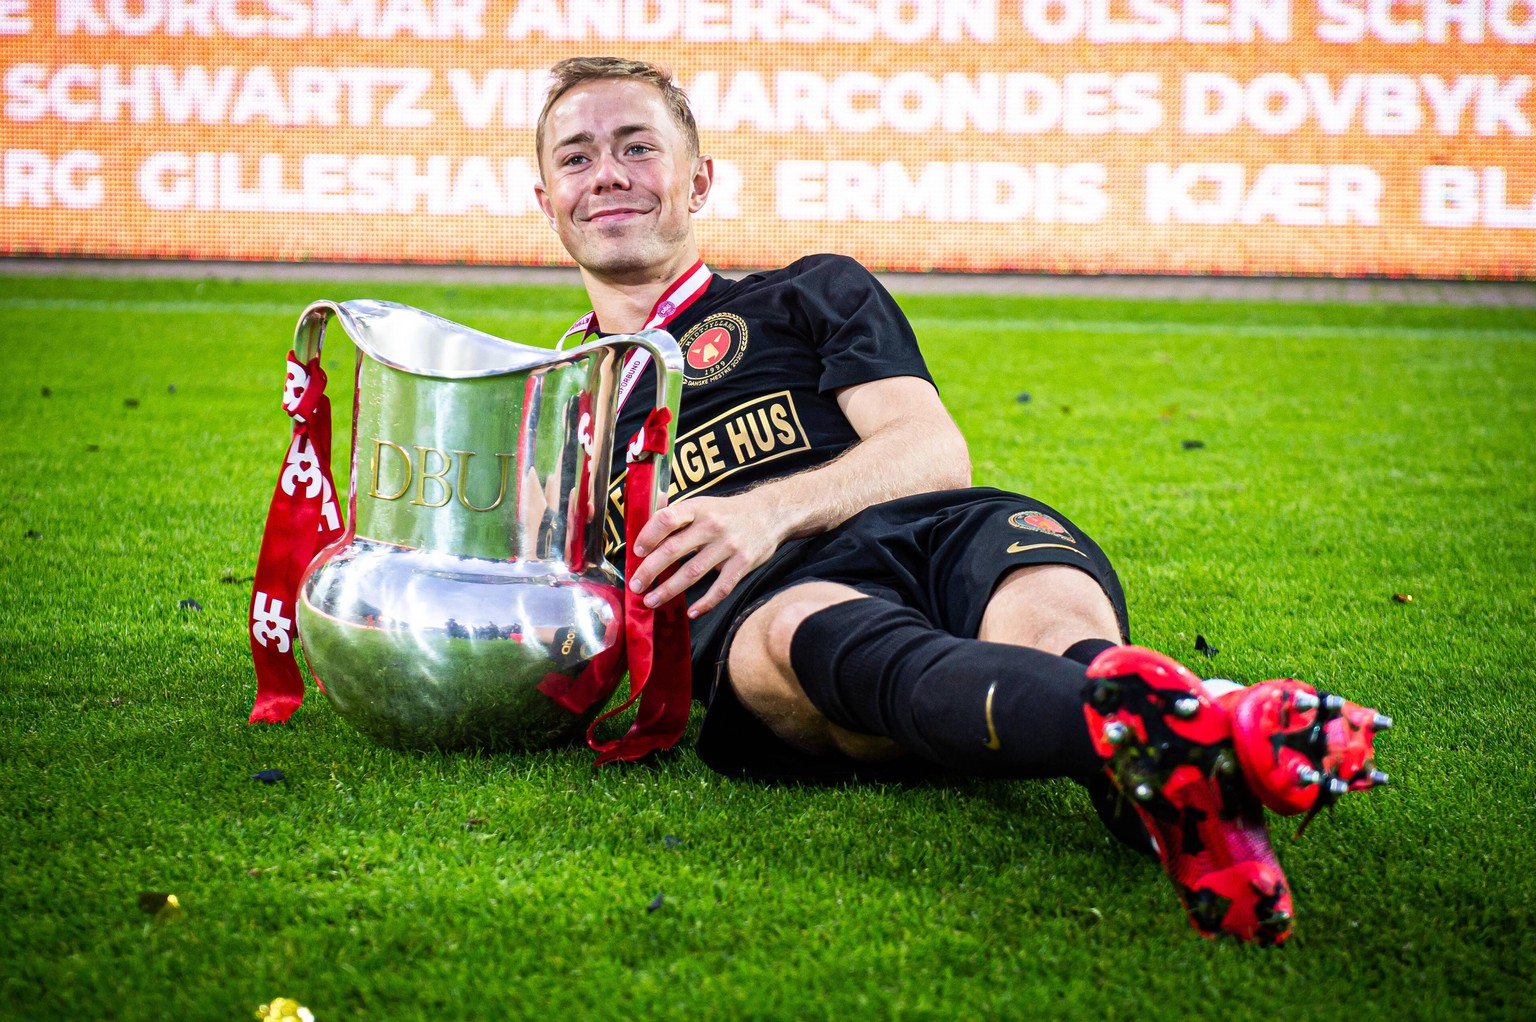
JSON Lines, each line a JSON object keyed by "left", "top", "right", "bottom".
{"left": 979, "top": 563, "right": 1121, "bottom": 653}
{"left": 757, "top": 581, "right": 868, "bottom": 675}
{"left": 726, "top": 582, "right": 899, "bottom": 760}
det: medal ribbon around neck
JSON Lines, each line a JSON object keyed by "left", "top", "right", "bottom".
{"left": 548, "top": 260, "right": 711, "bottom": 764}
{"left": 560, "top": 259, "right": 712, "bottom": 413}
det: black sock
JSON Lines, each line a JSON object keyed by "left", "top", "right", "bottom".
{"left": 1056, "top": 639, "right": 1152, "bottom": 855}
{"left": 786, "top": 598, "right": 1102, "bottom": 780}
{"left": 1062, "top": 637, "right": 1119, "bottom": 667}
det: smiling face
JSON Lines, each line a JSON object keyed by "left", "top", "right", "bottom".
{"left": 535, "top": 77, "right": 712, "bottom": 284}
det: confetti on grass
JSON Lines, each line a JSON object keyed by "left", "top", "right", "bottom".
{"left": 663, "top": 835, "right": 683, "bottom": 849}
{"left": 1182, "top": 439, "right": 1206, "bottom": 450}
{"left": 179, "top": 598, "right": 202, "bottom": 611}
{"left": 256, "top": 998, "right": 315, "bottom": 1022}
{"left": 1393, "top": 593, "right": 1414, "bottom": 603}
{"left": 1195, "top": 634, "right": 1220, "bottom": 658}
{"left": 252, "top": 769, "right": 285, "bottom": 784}
{"left": 647, "top": 892, "right": 665, "bottom": 913}
{"left": 124, "top": 398, "right": 140, "bottom": 408}
{"left": 25, "top": 530, "right": 42, "bottom": 540}
{"left": 1015, "top": 392, "right": 1031, "bottom": 403}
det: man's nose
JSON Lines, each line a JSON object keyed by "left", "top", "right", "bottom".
{"left": 591, "top": 150, "right": 629, "bottom": 190}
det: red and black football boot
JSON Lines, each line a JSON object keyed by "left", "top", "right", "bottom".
{"left": 1218, "top": 679, "right": 1391, "bottom": 821}
{"left": 1083, "top": 646, "right": 1293, "bottom": 945}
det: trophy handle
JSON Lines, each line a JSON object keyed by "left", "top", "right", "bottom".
{"left": 293, "top": 301, "right": 343, "bottom": 363}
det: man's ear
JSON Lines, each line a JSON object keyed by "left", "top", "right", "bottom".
{"left": 534, "top": 178, "right": 554, "bottom": 224}
{"left": 688, "top": 156, "right": 714, "bottom": 213}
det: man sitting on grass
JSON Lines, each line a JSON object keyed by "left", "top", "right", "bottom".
{"left": 533, "top": 55, "right": 1390, "bottom": 945}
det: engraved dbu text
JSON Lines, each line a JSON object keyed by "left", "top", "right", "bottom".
{"left": 369, "top": 439, "right": 516, "bottom": 511}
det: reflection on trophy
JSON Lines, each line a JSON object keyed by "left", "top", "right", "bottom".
{"left": 289, "top": 300, "right": 683, "bottom": 751}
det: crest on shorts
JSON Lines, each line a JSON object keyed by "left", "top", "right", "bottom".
{"left": 679, "top": 314, "right": 748, "bottom": 387}
{"left": 1007, "top": 510, "right": 1075, "bottom": 542}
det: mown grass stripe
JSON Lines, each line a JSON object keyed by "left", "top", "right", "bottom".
{"left": 908, "top": 316, "right": 1536, "bottom": 344}
{"left": 3, "top": 296, "right": 1532, "bottom": 344}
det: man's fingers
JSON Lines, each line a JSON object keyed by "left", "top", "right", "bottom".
{"left": 628, "top": 511, "right": 700, "bottom": 593}
{"left": 641, "top": 545, "right": 724, "bottom": 608}
{"left": 632, "top": 503, "right": 692, "bottom": 557}
{"left": 686, "top": 560, "right": 750, "bottom": 618}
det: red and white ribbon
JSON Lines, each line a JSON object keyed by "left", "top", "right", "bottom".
{"left": 248, "top": 350, "right": 344, "bottom": 724}
{"left": 561, "top": 259, "right": 713, "bottom": 414}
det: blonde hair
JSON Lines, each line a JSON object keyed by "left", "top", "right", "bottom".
{"left": 536, "top": 57, "right": 700, "bottom": 167}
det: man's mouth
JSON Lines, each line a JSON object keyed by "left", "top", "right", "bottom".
{"left": 584, "top": 206, "right": 651, "bottom": 224}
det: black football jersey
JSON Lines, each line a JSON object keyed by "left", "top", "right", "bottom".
{"left": 603, "top": 254, "right": 934, "bottom": 556}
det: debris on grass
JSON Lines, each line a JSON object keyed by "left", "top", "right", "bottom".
{"left": 24, "top": 530, "right": 42, "bottom": 540}
{"left": 86, "top": 444, "right": 99, "bottom": 452}
{"left": 256, "top": 998, "right": 315, "bottom": 1022}
{"left": 124, "top": 398, "right": 140, "bottom": 408}
{"left": 252, "top": 769, "right": 286, "bottom": 784}
{"left": 220, "top": 573, "right": 255, "bottom": 585}
{"left": 663, "top": 835, "right": 683, "bottom": 849}
{"left": 1015, "top": 391, "right": 1031, "bottom": 403}
{"left": 167, "top": 384, "right": 177, "bottom": 394}
{"left": 137, "top": 892, "right": 183, "bottom": 925}
{"left": 1182, "top": 439, "right": 1206, "bottom": 449}
{"left": 1160, "top": 403, "right": 1180, "bottom": 420}
{"left": 179, "top": 598, "right": 202, "bottom": 611}
{"left": 41, "top": 387, "right": 51, "bottom": 397}
{"left": 1393, "top": 593, "right": 1414, "bottom": 603}
{"left": 465, "top": 816, "right": 489, "bottom": 830}
{"left": 1195, "top": 634, "right": 1220, "bottom": 658}
{"left": 646, "top": 891, "right": 665, "bottom": 913}
{"left": 110, "top": 695, "right": 124, "bottom": 708}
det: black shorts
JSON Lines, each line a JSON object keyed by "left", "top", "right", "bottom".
{"left": 687, "top": 487, "right": 1129, "bottom": 783}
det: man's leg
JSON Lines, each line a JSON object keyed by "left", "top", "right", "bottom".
{"left": 725, "top": 580, "right": 902, "bottom": 762}
{"left": 723, "top": 567, "right": 1299, "bottom": 945}
{"left": 975, "top": 563, "right": 1122, "bottom": 661}
{"left": 725, "top": 566, "right": 1118, "bottom": 778}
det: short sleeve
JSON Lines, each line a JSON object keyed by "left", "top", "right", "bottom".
{"left": 789, "top": 255, "right": 934, "bottom": 394}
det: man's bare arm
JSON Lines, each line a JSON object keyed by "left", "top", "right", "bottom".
{"left": 628, "top": 374, "right": 971, "bottom": 617}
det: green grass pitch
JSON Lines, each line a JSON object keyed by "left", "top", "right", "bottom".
{"left": 2, "top": 271, "right": 1534, "bottom": 1021}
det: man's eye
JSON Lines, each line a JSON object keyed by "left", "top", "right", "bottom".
{"left": 625, "top": 144, "right": 653, "bottom": 156}
{"left": 562, "top": 153, "right": 588, "bottom": 167}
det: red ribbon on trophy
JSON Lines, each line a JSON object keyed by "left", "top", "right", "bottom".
{"left": 582, "top": 406, "right": 693, "bottom": 765}
{"left": 247, "top": 351, "right": 344, "bottom": 724}
{"left": 530, "top": 407, "right": 694, "bottom": 763}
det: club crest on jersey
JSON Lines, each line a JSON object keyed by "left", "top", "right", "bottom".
{"left": 1008, "top": 510, "right": 1075, "bottom": 542}
{"left": 679, "top": 313, "right": 748, "bottom": 387}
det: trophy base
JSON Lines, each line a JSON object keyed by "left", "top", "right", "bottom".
{"left": 297, "top": 539, "right": 624, "bottom": 753}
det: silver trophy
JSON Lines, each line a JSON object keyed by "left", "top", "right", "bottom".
{"left": 291, "top": 300, "right": 683, "bottom": 751}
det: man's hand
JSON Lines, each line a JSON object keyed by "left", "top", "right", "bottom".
{"left": 628, "top": 491, "right": 788, "bottom": 618}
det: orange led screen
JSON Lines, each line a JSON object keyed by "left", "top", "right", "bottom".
{"left": 1, "top": 0, "right": 1532, "bottom": 277}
